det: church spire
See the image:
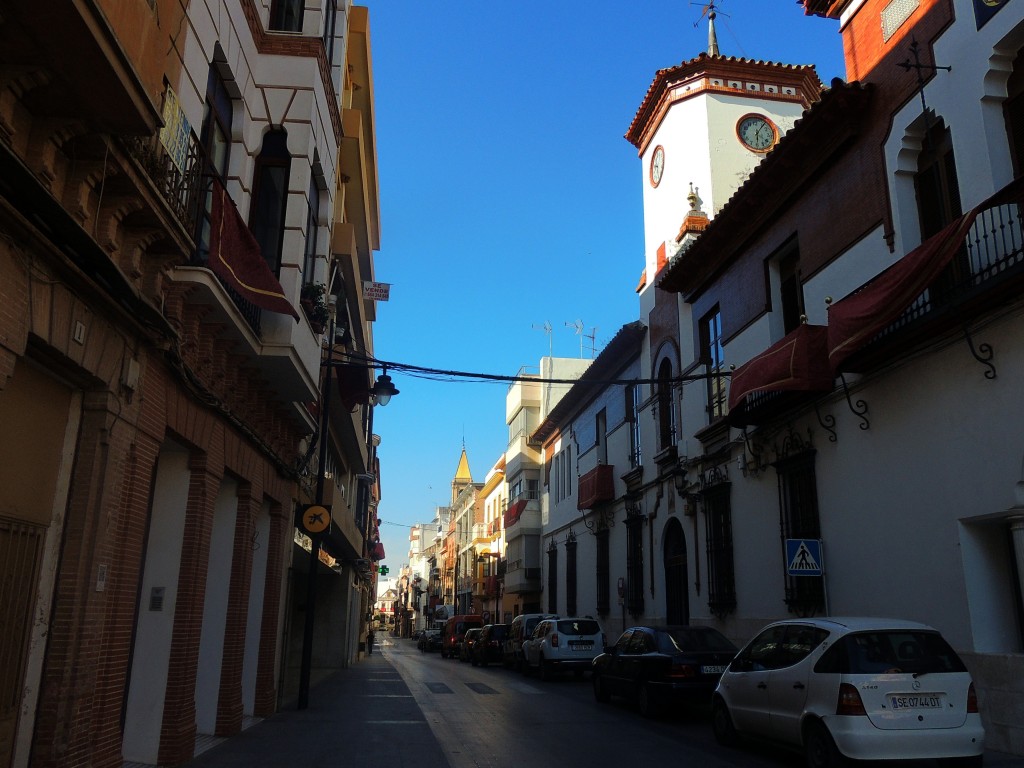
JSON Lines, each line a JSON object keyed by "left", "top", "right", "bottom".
{"left": 451, "top": 447, "right": 472, "bottom": 504}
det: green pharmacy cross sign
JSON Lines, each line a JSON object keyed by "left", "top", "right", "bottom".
{"left": 378, "top": 565, "right": 390, "bottom": 575}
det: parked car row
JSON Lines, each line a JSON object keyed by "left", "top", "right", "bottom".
{"left": 411, "top": 615, "right": 986, "bottom": 768}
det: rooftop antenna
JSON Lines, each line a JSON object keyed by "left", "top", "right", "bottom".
{"left": 566, "top": 320, "right": 585, "bottom": 358}
{"left": 583, "top": 326, "right": 598, "bottom": 358}
{"left": 533, "top": 321, "right": 553, "bottom": 358}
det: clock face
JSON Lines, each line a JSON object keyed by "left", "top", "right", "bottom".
{"left": 650, "top": 145, "right": 665, "bottom": 187}
{"left": 737, "top": 115, "right": 777, "bottom": 152}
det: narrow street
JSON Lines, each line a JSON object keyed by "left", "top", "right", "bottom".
{"left": 379, "top": 634, "right": 1024, "bottom": 768}
{"left": 381, "top": 634, "right": 786, "bottom": 768}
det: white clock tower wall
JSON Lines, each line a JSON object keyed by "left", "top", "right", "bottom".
{"left": 640, "top": 92, "right": 811, "bottom": 291}
{"left": 705, "top": 94, "right": 807, "bottom": 219}
{"left": 641, "top": 97, "right": 713, "bottom": 279}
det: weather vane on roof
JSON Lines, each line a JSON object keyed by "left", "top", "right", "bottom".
{"left": 691, "top": 1, "right": 728, "bottom": 56}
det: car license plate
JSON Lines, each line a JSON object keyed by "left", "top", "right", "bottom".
{"left": 889, "top": 694, "right": 943, "bottom": 709}
{"left": 701, "top": 665, "right": 727, "bottom": 675}
{"left": 570, "top": 641, "right": 593, "bottom": 649}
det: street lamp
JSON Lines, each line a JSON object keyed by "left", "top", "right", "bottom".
{"left": 297, "top": 297, "right": 398, "bottom": 710}
{"left": 371, "top": 367, "right": 399, "bottom": 406}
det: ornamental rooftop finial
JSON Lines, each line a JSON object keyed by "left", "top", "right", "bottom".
{"left": 708, "top": 7, "right": 720, "bottom": 57}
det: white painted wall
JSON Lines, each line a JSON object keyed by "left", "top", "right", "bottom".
{"left": 122, "top": 442, "right": 190, "bottom": 764}
{"left": 641, "top": 91, "right": 810, "bottom": 285}
{"left": 171, "top": 0, "right": 347, "bottom": 384}
{"left": 195, "top": 477, "right": 240, "bottom": 735}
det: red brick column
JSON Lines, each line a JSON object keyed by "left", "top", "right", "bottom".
{"left": 158, "top": 451, "right": 220, "bottom": 765}
{"left": 254, "top": 500, "right": 290, "bottom": 716}
{"left": 214, "top": 483, "right": 259, "bottom": 735}
{"left": 89, "top": 433, "right": 162, "bottom": 767}
{"left": 29, "top": 394, "right": 137, "bottom": 768}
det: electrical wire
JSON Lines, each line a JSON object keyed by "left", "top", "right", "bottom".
{"left": 330, "top": 351, "right": 730, "bottom": 386}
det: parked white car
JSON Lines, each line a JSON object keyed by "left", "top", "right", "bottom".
{"left": 522, "top": 617, "right": 604, "bottom": 680}
{"left": 712, "top": 617, "right": 984, "bottom": 768}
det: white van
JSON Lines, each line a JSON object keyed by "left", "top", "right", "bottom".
{"left": 502, "top": 613, "right": 558, "bottom": 671}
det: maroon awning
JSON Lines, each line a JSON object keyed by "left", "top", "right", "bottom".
{"left": 208, "top": 180, "right": 299, "bottom": 321}
{"left": 728, "top": 324, "right": 832, "bottom": 427}
{"left": 827, "top": 176, "right": 1024, "bottom": 372}
{"left": 826, "top": 213, "right": 979, "bottom": 373}
{"left": 504, "top": 499, "right": 527, "bottom": 528}
{"left": 577, "top": 464, "right": 615, "bottom": 509}
{"left": 369, "top": 541, "right": 385, "bottom": 561}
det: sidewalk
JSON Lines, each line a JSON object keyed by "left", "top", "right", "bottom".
{"left": 182, "top": 649, "right": 449, "bottom": 768}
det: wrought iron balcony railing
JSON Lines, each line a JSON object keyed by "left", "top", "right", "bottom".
{"left": 122, "top": 131, "right": 263, "bottom": 335}
{"left": 872, "top": 194, "right": 1024, "bottom": 350}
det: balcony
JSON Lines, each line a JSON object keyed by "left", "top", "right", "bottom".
{"left": 727, "top": 324, "right": 833, "bottom": 428}
{"left": 577, "top": 464, "right": 615, "bottom": 510}
{"left": 828, "top": 178, "right": 1024, "bottom": 374}
{"left": 503, "top": 561, "right": 541, "bottom": 595}
{"left": 131, "top": 130, "right": 320, "bottom": 405}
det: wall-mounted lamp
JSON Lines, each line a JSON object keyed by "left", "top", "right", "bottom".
{"left": 672, "top": 463, "right": 688, "bottom": 495}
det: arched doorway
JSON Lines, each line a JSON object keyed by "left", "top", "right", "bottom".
{"left": 663, "top": 518, "right": 689, "bottom": 625}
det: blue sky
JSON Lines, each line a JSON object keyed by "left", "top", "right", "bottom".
{"left": 365, "top": 1, "right": 846, "bottom": 567}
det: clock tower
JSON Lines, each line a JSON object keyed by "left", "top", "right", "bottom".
{"left": 626, "top": 10, "right": 823, "bottom": 293}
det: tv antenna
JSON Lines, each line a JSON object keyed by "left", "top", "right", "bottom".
{"left": 566, "top": 320, "right": 587, "bottom": 357}
{"left": 583, "top": 326, "right": 598, "bottom": 358}
{"left": 533, "top": 321, "right": 553, "bottom": 358}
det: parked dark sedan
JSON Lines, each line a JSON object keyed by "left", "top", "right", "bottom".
{"left": 592, "top": 625, "right": 738, "bottom": 718}
{"left": 459, "top": 627, "right": 483, "bottom": 662}
{"left": 472, "top": 624, "right": 508, "bottom": 667}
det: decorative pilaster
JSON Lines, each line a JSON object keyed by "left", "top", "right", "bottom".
{"left": 158, "top": 452, "right": 219, "bottom": 765}
{"left": 253, "top": 501, "right": 289, "bottom": 716}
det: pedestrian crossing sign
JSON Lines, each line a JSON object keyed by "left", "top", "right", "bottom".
{"left": 786, "top": 539, "right": 823, "bottom": 577}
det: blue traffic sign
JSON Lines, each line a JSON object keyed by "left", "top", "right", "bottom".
{"left": 786, "top": 539, "right": 823, "bottom": 577}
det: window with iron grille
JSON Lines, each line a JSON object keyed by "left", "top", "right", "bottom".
{"left": 250, "top": 130, "right": 291, "bottom": 276}
{"left": 596, "top": 528, "right": 610, "bottom": 615}
{"left": 916, "top": 121, "right": 961, "bottom": 237}
{"left": 1007, "top": 52, "right": 1024, "bottom": 178}
{"left": 915, "top": 120, "right": 966, "bottom": 301}
{"left": 596, "top": 409, "right": 607, "bottom": 464}
{"left": 196, "top": 65, "right": 233, "bottom": 261}
{"left": 626, "top": 384, "right": 641, "bottom": 467}
{"left": 302, "top": 176, "right": 320, "bottom": 284}
{"left": 657, "top": 358, "right": 676, "bottom": 449}
{"left": 323, "top": 0, "right": 338, "bottom": 62}
{"left": 566, "top": 535, "right": 578, "bottom": 617}
{"left": 703, "top": 483, "right": 736, "bottom": 617}
{"left": 776, "top": 450, "right": 825, "bottom": 616}
{"left": 547, "top": 544, "right": 558, "bottom": 614}
{"left": 625, "top": 502, "right": 644, "bottom": 616}
{"left": 699, "top": 308, "right": 728, "bottom": 421}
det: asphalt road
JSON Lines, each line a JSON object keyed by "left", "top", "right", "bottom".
{"left": 385, "top": 635, "right": 805, "bottom": 768}
{"left": 380, "top": 634, "right": 1024, "bottom": 768}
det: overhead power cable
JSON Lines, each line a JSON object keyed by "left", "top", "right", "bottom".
{"left": 329, "top": 352, "right": 730, "bottom": 386}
